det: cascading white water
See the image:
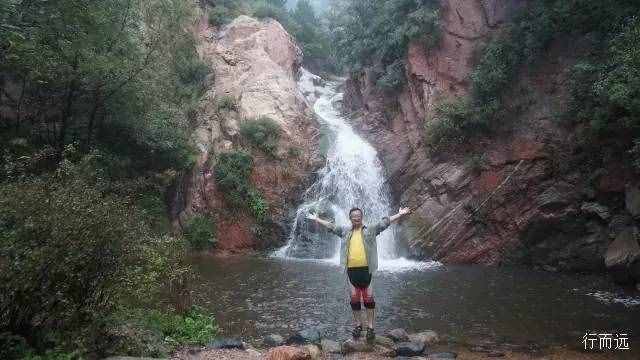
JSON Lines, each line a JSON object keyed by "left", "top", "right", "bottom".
{"left": 274, "top": 69, "right": 431, "bottom": 272}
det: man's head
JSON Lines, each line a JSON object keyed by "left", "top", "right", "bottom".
{"left": 349, "top": 207, "right": 363, "bottom": 228}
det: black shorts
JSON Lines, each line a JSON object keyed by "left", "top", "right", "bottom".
{"left": 347, "top": 266, "right": 371, "bottom": 288}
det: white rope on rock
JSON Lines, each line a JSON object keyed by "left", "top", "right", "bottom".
{"left": 407, "top": 159, "right": 526, "bottom": 247}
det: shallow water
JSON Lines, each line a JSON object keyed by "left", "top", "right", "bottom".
{"left": 191, "top": 255, "right": 640, "bottom": 353}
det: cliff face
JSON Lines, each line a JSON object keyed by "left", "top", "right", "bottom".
{"left": 343, "top": 0, "right": 640, "bottom": 277}
{"left": 171, "top": 15, "right": 322, "bottom": 252}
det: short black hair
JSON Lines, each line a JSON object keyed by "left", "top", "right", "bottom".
{"left": 349, "top": 207, "right": 363, "bottom": 217}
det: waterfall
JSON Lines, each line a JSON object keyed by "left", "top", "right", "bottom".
{"left": 274, "top": 69, "right": 429, "bottom": 272}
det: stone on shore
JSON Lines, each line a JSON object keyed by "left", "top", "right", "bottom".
{"left": 605, "top": 226, "right": 640, "bottom": 284}
{"left": 302, "top": 344, "right": 321, "bottom": 360}
{"left": 207, "top": 338, "right": 245, "bottom": 350}
{"left": 264, "top": 334, "right": 285, "bottom": 347}
{"left": 286, "top": 326, "right": 325, "bottom": 345}
{"left": 408, "top": 330, "right": 439, "bottom": 347}
{"left": 320, "top": 339, "right": 341, "bottom": 353}
{"left": 264, "top": 345, "right": 309, "bottom": 360}
{"left": 426, "top": 352, "right": 458, "bottom": 359}
{"left": 374, "top": 335, "right": 395, "bottom": 348}
{"left": 385, "top": 328, "right": 410, "bottom": 342}
{"left": 394, "top": 341, "right": 426, "bottom": 357}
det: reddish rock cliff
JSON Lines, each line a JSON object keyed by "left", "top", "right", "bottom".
{"left": 343, "top": 0, "right": 640, "bottom": 275}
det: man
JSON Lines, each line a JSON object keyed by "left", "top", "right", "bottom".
{"left": 307, "top": 206, "right": 412, "bottom": 343}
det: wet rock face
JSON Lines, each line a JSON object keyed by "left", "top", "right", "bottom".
{"left": 341, "top": 0, "right": 639, "bottom": 275}
{"left": 171, "top": 15, "right": 322, "bottom": 251}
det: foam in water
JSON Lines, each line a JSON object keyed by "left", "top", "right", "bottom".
{"left": 273, "top": 69, "right": 437, "bottom": 273}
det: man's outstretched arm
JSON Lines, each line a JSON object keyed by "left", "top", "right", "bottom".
{"left": 389, "top": 207, "right": 412, "bottom": 224}
{"left": 307, "top": 213, "right": 343, "bottom": 236}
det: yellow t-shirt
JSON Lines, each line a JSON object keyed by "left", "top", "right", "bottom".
{"left": 347, "top": 228, "right": 368, "bottom": 268}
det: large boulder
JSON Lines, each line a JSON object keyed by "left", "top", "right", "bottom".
{"left": 605, "top": 227, "right": 640, "bottom": 284}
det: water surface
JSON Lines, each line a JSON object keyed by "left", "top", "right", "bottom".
{"left": 191, "top": 255, "right": 640, "bottom": 353}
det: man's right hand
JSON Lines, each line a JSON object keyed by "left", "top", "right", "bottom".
{"left": 306, "top": 213, "right": 318, "bottom": 221}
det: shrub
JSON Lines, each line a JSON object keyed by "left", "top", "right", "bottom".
{"left": 216, "top": 95, "right": 238, "bottom": 112}
{"left": 214, "top": 151, "right": 253, "bottom": 208}
{"left": 137, "top": 192, "right": 171, "bottom": 234}
{"left": 287, "top": 146, "right": 302, "bottom": 158}
{"left": 247, "top": 190, "right": 268, "bottom": 222}
{"left": 142, "top": 307, "right": 218, "bottom": 348}
{"left": 424, "top": 97, "right": 489, "bottom": 151}
{"left": 0, "top": 156, "right": 194, "bottom": 356}
{"left": 239, "top": 116, "right": 281, "bottom": 157}
{"left": 376, "top": 60, "right": 406, "bottom": 91}
{"left": 183, "top": 215, "right": 216, "bottom": 250}
{"left": 213, "top": 151, "right": 270, "bottom": 221}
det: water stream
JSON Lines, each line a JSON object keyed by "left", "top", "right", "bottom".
{"left": 273, "top": 69, "right": 431, "bottom": 271}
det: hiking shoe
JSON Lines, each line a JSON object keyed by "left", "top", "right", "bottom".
{"left": 366, "top": 327, "right": 375, "bottom": 343}
{"left": 352, "top": 325, "right": 363, "bottom": 339}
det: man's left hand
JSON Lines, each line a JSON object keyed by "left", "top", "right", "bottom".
{"left": 398, "top": 207, "right": 412, "bottom": 216}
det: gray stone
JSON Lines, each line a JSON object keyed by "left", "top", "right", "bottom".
{"left": 342, "top": 339, "right": 374, "bottom": 353}
{"left": 286, "top": 326, "right": 325, "bottom": 345}
{"left": 408, "top": 330, "right": 439, "bottom": 347}
{"left": 208, "top": 338, "right": 244, "bottom": 350}
{"left": 385, "top": 328, "right": 410, "bottom": 342}
{"left": 626, "top": 185, "right": 640, "bottom": 218}
{"left": 580, "top": 202, "right": 611, "bottom": 220}
{"left": 264, "top": 334, "right": 285, "bottom": 347}
{"left": 605, "top": 227, "right": 640, "bottom": 269}
{"left": 426, "top": 352, "right": 458, "bottom": 359}
{"left": 394, "top": 341, "right": 426, "bottom": 357}
{"left": 374, "top": 335, "right": 395, "bottom": 348}
{"left": 320, "top": 339, "right": 341, "bottom": 353}
{"left": 303, "top": 344, "right": 321, "bottom": 360}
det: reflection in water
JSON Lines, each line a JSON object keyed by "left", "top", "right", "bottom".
{"left": 192, "top": 256, "right": 640, "bottom": 351}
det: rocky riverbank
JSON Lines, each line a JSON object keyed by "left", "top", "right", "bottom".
{"left": 165, "top": 327, "right": 628, "bottom": 360}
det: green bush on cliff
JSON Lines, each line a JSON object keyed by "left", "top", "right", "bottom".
{"left": 183, "top": 215, "right": 217, "bottom": 250}
{"left": 239, "top": 116, "right": 282, "bottom": 157}
{"left": 565, "top": 16, "right": 640, "bottom": 168}
{"left": 217, "top": 95, "right": 239, "bottom": 112}
{"left": 427, "top": 0, "right": 640, "bottom": 155}
{"left": 214, "top": 151, "right": 270, "bottom": 220}
{"left": 424, "top": 97, "right": 490, "bottom": 152}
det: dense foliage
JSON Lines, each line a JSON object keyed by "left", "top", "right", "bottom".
{"left": 183, "top": 215, "right": 217, "bottom": 250}
{"left": 239, "top": 116, "right": 282, "bottom": 157}
{"left": 0, "top": 0, "right": 220, "bottom": 357}
{"left": 425, "top": 0, "right": 640, "bottom": 164}
{"left": 328, "top": 0, "right": 440, "bottom": 89}
{"left": 214, "top": 151, "right": 269, "bottom": 221}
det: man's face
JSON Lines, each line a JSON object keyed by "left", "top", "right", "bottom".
{"left": 349, "top": 209, "right": 363, "bottom": 228}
